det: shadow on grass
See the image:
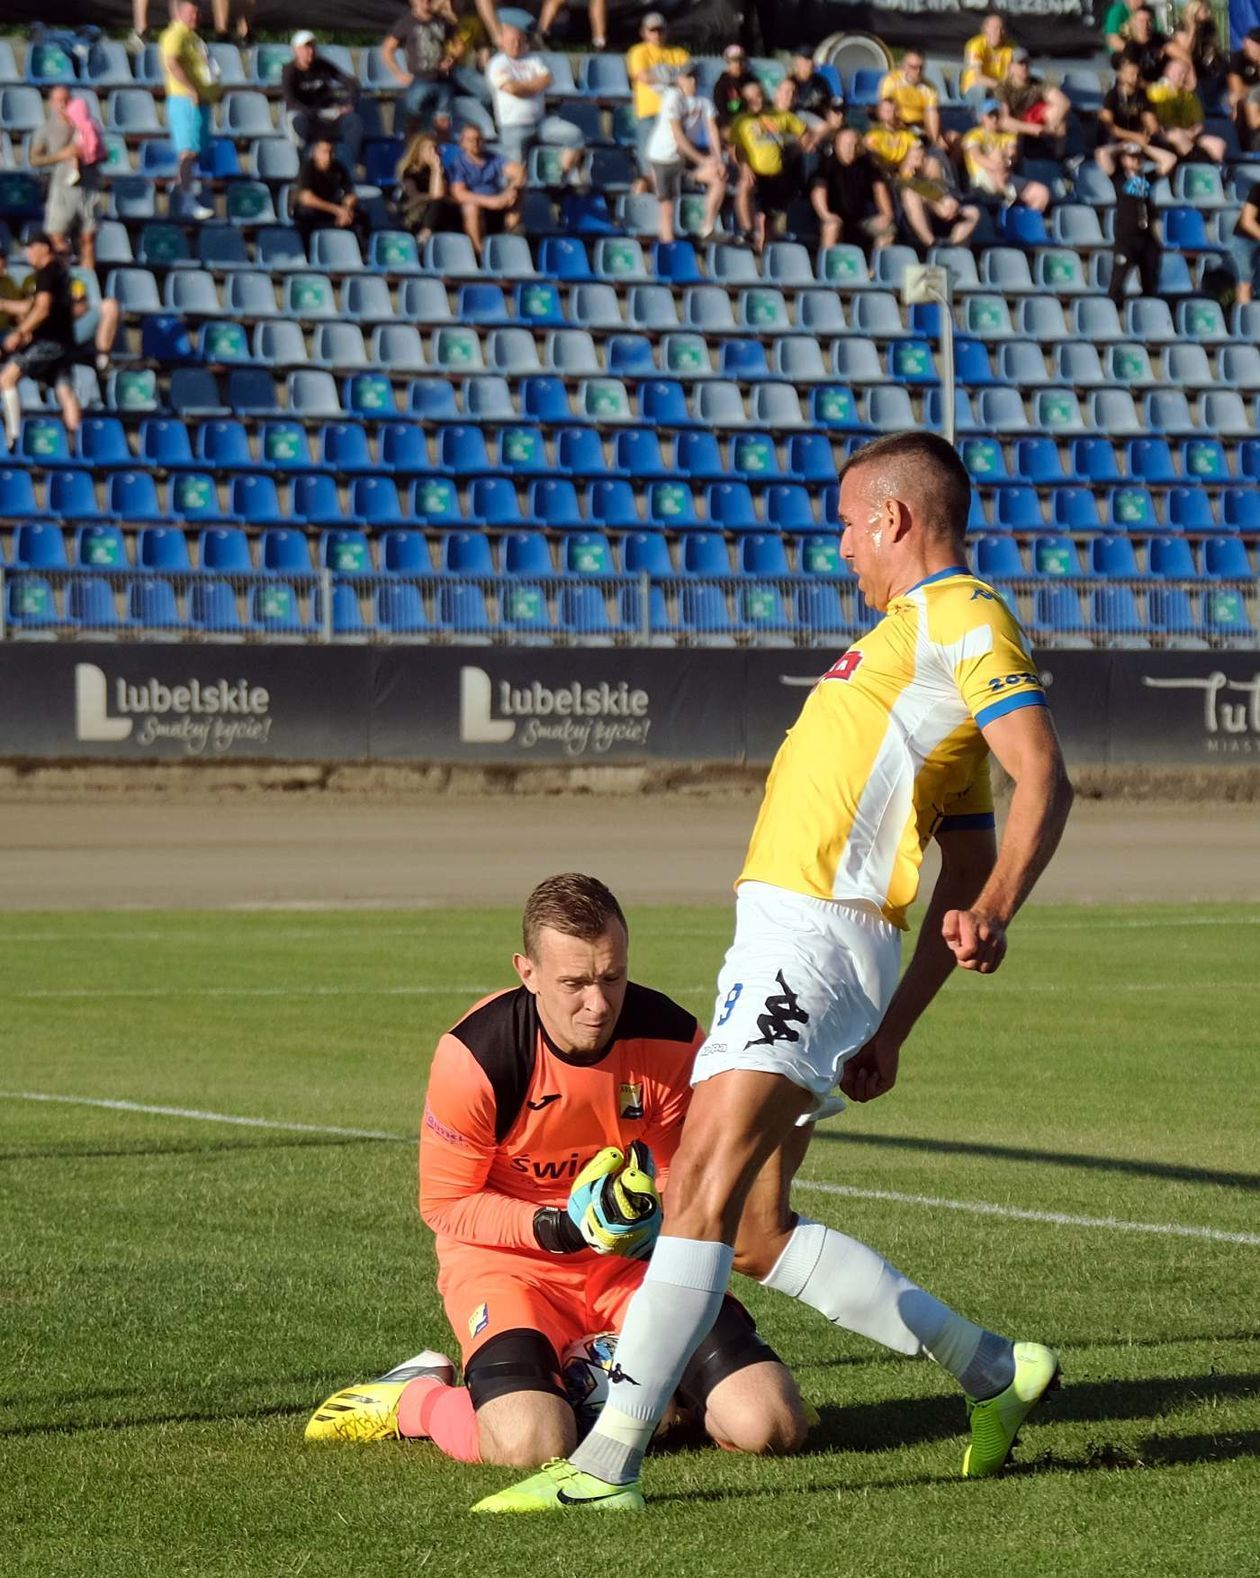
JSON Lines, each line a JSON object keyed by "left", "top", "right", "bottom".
{"left": 813, "top": 1127, "right": 1260, "bottom": 1194}
{"left": 0, "top": 1400, "right": 312, "bottom": 1440}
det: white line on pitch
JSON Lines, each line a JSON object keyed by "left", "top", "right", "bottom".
{"left": 2, "top": 1091, "right": 1256, "bottom": 1248}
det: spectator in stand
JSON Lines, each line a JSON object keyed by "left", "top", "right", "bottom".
{"left": 646, "top": 64, "right": 726, "bottom": 244}
{"left": 1114, "top": 6, "right": 1168, "bottom": 84}
{"left": 961, "top": 100, "right": 1050, "bottom": 211}
{"left": 1103, "top": 0, "right": 1143, "bottom": 53}
{"left": 864, "top": 97, "right": 917, "bottom": 176}
{"left": 160, "top": 0, "right": 221, "bottom": 220}
{"left": 536, "top": 0, "right": 607, "bottom": 52}
{"left": 0, "top": 250, "right": 119, "bottom": 377}
{"left": 209, "top": 0, "right": 255, "bottom": 44}
{"left": 878, "top": 49, "right": 943, "bottom": 147}
{"left": 282, "top": 32, "right": 364, "bottom": 169}
{"left": 1148, "top": 56, "right": 1227, "bottom": 161}
{"left": 487, "top": 24, "right": 584, "bottom": 184}
{"left": 1166, "top": 1, "right": 1225, "bottom": 94}
{"left": 895, "top": 142, "right": 980, "bottom": 252}
{"left": 789, "top": 48, "right": 834, "bottom": 125}
{"left": 1225, "top": 26, "right": 1260, "bottom": 152}
{"left": 997, "top": 51, "right": 1070, "bottom": 155}
{"left": 294, "top": 134, "right": 370, "bottom": 251}
{"left": 627, "top": 13, "right": 691, "bottom": 180}
{"left": 1097, "top": 140, "right": 1175, "bottom": 300}
{"left": 1226, "top": 181, "right": 1260, "bottom": 303}
{"left": 810, "top": 124, "right": 896, "bottom": 252}
{"left": 960, "top": 14, "right": 1014, "bottom": 108}
{"left": 1096, "top": 54, "right": 1160, "bottom": 152}
{"left": 0, "top": 233, "right": 81, "bottom": 451}
{"left": 442, "top": 0, "right": 503, "bottom": 50}
{"left": 381, "top": 0, "right": 459, "bottom": 133}
{"left": 396, "top": 128, "right": 456, "bottom": 240}
{"left": 713, "top": 44, "right": 753, "bottom": 132}
{"left": 446, "top": 121, "right": 523, "bottom": 256}
{"left": 29, "top": 86, "right": 103, "bottom": 276}
{"left": 730, "top": 78, "right": 816, "bottom": 252}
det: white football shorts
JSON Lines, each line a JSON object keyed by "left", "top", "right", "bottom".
{"left": 690, "top": 881, "right": 902, "bottom": 1104}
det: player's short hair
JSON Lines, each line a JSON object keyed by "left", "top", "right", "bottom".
{"left": 522, "top": 873, "right": 628, "bottom": 958}
{"left": 839, "top": 430, "right": 972, "bottom": 542}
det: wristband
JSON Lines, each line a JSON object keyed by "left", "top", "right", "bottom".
{"left": 532, "top": 1205, "right": 586, "bottom": 1255}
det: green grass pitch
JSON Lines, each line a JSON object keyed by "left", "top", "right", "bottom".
{"left": 2, "top": 904, "right": 1258, "bottom": 1577}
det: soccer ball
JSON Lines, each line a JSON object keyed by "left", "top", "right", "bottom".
{"left": 560, "top": 1330, "right": 618, "bottom": 1432}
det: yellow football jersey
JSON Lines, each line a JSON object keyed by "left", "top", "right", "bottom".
{"left": 738, "top": 568, "right": 1046, "bottom": 928}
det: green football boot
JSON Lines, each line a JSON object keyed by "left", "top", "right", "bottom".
{"left": 963, "top": 1341, "right": 1060, "bottom": 1477}
{"left": 471, "top": 1458, "right": 645, "bottom": 1513}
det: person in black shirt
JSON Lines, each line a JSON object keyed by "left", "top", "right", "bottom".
{"left": 1226, "top": 26, "right": 1260, "bottom": 150}
{"left": 0, "top": 232, "right": 80, "bottom": 448}
{"left": 1095, "top": 55, "right": 1160, "bottom": 150}
{"left": 810, "top": 126, "right": 896, "bottom": 253}
{"left": 294, "top": 136, "right": 371, "bottom": 250}
{"left": 713, "top": 44, "right": 752, "bottom": 131}
{"left": 283, "top": 31, "right": 364, "bottom": 168}
{"left": 381, "top": 0, "right": 458, "bottom": 131}
{"left": 789, "top": 48, "right": 833, "bottom": 124}
{"left": 1114, "top": 6, "right": 1168, "bottom": 83}
{"left": 1097, "top": 141, "right": 1175, "bottom": 302}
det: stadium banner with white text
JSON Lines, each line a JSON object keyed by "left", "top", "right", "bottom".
{"left": 0, "top": 645, "right": 1257, "bottom": 764}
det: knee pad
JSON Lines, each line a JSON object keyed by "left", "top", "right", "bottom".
{"left": 464, "top": 1327, "right": 566, "bottom": 1412}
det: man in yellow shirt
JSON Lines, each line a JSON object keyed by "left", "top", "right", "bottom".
{"left": 864, "top": 96, "right": 918, "bottom": 174}
{"left": 877, "top": 48, "right": 942, "bottom": 144}
{"left": 625, "top": 12, "right": 690, "bottom": 180}
{"left": 160, "top": 0, "right": 221, "bottom": 219}
{"left": 731, "top": 78, "right": 817, "bottom": 251}
{"left": 479, "top": 429, "right": 1074, "bottom": 1513}
{"left": 961, "top": 12, "right": 1013, "bottom": 105}
{"left": 962, "top": 100, "right": 1050, "bottom": 210}
{"left": 1147, "top": 57, "right": 1227, "bottom": 159}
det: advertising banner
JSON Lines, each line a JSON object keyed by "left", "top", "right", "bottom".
{"left": 0, "top": 643, "right": 1257, "bottom": 767}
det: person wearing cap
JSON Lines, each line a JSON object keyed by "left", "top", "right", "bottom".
{"left": 1226, "top": 26, "right": 1260, "bottom": 151}
{"left": 788, "top": 48, "right": 834, "bottom": 124}
{"left": 645, "top": 63, "right": 726, "bottom": 243}
{"left": 0, "top": 232, "right": 81, "bottom": 451}
{"left": 1147, "top": 55, "right": 1227, "bottom": 161}
{"left": 960, "top": 100, "right": 1049, "bottom": 211}
{"left": 713, "top": 44, "right": 753, "bottom": 132}
{"left": 1096, "top": 140, "right": 1174, "bottom": 301}
{"left": 996, "top": 50, "right": 1069, "bottom": 155}
{"left": 282, "top": 31, "right": 364, "bottom": 169}
{"left": 877, "top": 49, "right": 943, "bottom": 146}
{"left": 627, "top": 14, "right": 691, "bottom": 180}
{"left": 960, "top": 13, "right": 1013, "bottom": 107}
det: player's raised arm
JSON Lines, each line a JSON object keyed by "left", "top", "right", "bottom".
{"left": 943, "top": 705, "right": 1073, "bottom": 973}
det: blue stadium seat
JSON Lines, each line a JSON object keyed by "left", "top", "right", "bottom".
{"left": 68, "top": 577, "right": 123, "bottom": 632}
{"left": 137, "top": 525, "right": 192, "bottom": 571}
{"left": 648, "top": 481, "right": 700, "bottom": 528}
{"left": 1202, "top": 587, "right": 1254, "bottom": 642}
{"left": 674, "top": 431, "right": 723, "bottom": 481}
{"left": 230, "top": 474, "right": 287, "bottom": 526}
{"left": 678, "top": 582, "right": 735, "bottom": 642}
{"left": 261, "top": 528, "right": 313, "bottom": 576}
{"left": 810, "top": 385, "right": 865, "bottom": 431}
{"left": 1167, "top": 487, "right": 1216, "bottom": 531}
{"left": 1053, "top": 487, "right": 1102, "bottom": 530}
{"left": 978, "top": 388, "right": 1032, "bottom": 435}
{"left": 1090, "top": 536, "right": 1141, "bottom": 579}
{"left": 107, "top": 470, "right": 162, "bottom": 523}
{"left": 501, "top": 532, "right": 552, "bottom": 578}
{"left": 639, "top": 380, "right": 691, "bottom": 430}
{"left": 319, "top": 529, "right": 374, "bottom": 576}
{"left": 437, "top": 583, "right": 495, "bottom": 639}
{"left": 1092, "top": 586, "right": 1148, "bottom": 644}
{"left": 1127, "top": 438, "right": 1177, "bottom": 484}
{"left": 319, "top": 423, "right": 374, "bottom": 475}
{"left": 1072, "top": 437, "right": 1123, "bottom": 484}
{"left": 1203, "top": 537, "right": 1252, "bottom": 577}
{"left": 1144, "top": 390, "right": 1198, "bottom": 435}
{"left": 75, "top": 521, "right": 127, "bottom": 568}
{"left": 621, "top": 532, "right": 672, "bottom": 577}
{"left": 680, "top": 532, "right": 730, "bottom": 576}
{"left": 127, "top": 577, "right": 182, "bottom": 630}
{"left": 470, "top": 476, "right": 528, "bottom": 528}
{"left": 531, "top": 478, "right": 583, "bottom": 529}
{"left": 1165, "top": 344, "right": 1214, "bottom": 390}
{"left": 975, "top": 535, "right": 1025, "bottom": 581}
{"left": 1223, "top": 487, "right": 1260, "bottom": 529}
{"left": 739, "top": 533, "right": 791, "bottom": 577}
{"left": 706, "top": 482, "right": 759, "bottom": 533}
{"left": 373, "top": 530, "right": 426, "bottom": 577}
{"left": 1147, "top": 535, "right": 1196, "bottom": 579}
{"left": 1105, "top": 486, "right": 1156, "bottom": 532}
{"left": 259, "top": 420, "right": 315, "bottom": 470}
{"left": 187, "top": 580, "right": 243, "bottom": 635}
{"left": 994, "top": 486, "right": 1043, "bottom": 531}
{"left": 199, "top": 526, "right": 253, "bottom": 572}
{"left": 373, "top": 582, "right": 430, "bottom": 636}
{"left": 168, "top": 472, "right": 225, "bottom": 524}
{"left": 348, "top": 477, "right": 408, "bottom": 529}
{"left": 556, "top": 427, "right": 609, "bottom": 479}
{"left": 6, "top": 573, "right": 59, "bottom": 629}
{"left": 250, "top": 582, "right": 309, "bottom": 635}
{"left": 1029, "top": 585, "right": 1089, "bottom": 643}
{"left": 1032, "top": 534, "right": 1082, "bottom": 577}
{"left": 794, "top": 583, "right": 849, "bottom": 642}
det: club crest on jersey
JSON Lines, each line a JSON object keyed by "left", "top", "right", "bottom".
{"left": 618, "top": 1082, "right": 644, "bottom": 1120}
{"left": 468, "top": 1302, "right": 489, "bottom": 1339}
{"left": 824, "top": 650, "right": 864, "bottom": 683}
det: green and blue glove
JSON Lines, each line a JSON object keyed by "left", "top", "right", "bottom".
{"left": 532, "top": 1142, "right": 662, "bottom": 1259}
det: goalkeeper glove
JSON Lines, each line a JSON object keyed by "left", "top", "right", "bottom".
{"left": 532, "top": 1142, "right": 662, "bottom": 1258}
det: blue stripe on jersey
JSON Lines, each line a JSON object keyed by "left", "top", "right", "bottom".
{"left": 938, "top": 811, "right": 997, "bottom": 832}
{"left": 974, "top": 690, "right": 1047, "bottom": 730}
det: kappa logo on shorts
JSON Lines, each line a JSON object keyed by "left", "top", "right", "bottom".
{"left": 744, "top": 971, "right": 810, "bottom": 1050}
{"left": 468, "top": 1302, "right": 489, "bottom": 1339}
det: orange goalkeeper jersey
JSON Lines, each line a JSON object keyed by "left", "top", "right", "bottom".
{"left": 419, "top": 983, "right": 705, "bottom": 1261}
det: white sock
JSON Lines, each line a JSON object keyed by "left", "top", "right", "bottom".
{"left": 762, "top": 1217, "right": 1015, "bottom": 1398}
{"left": 2, "top": 386, "right": 20, "bottom": 448}
{"left": 569, "top": 1236, "right": 734, "bottom": 1485}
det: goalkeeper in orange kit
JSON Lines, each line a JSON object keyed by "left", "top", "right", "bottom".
{"left": 305, "top": 873, "right": 812, "bottom": 1467}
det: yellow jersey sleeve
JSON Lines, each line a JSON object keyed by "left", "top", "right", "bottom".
{"left": 950, "top": 591, "right": 1046, "bottom": 731}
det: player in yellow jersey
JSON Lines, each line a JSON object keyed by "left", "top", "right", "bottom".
{"left": 479, "top": 430, "right": 1075, "bottom": 1512}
